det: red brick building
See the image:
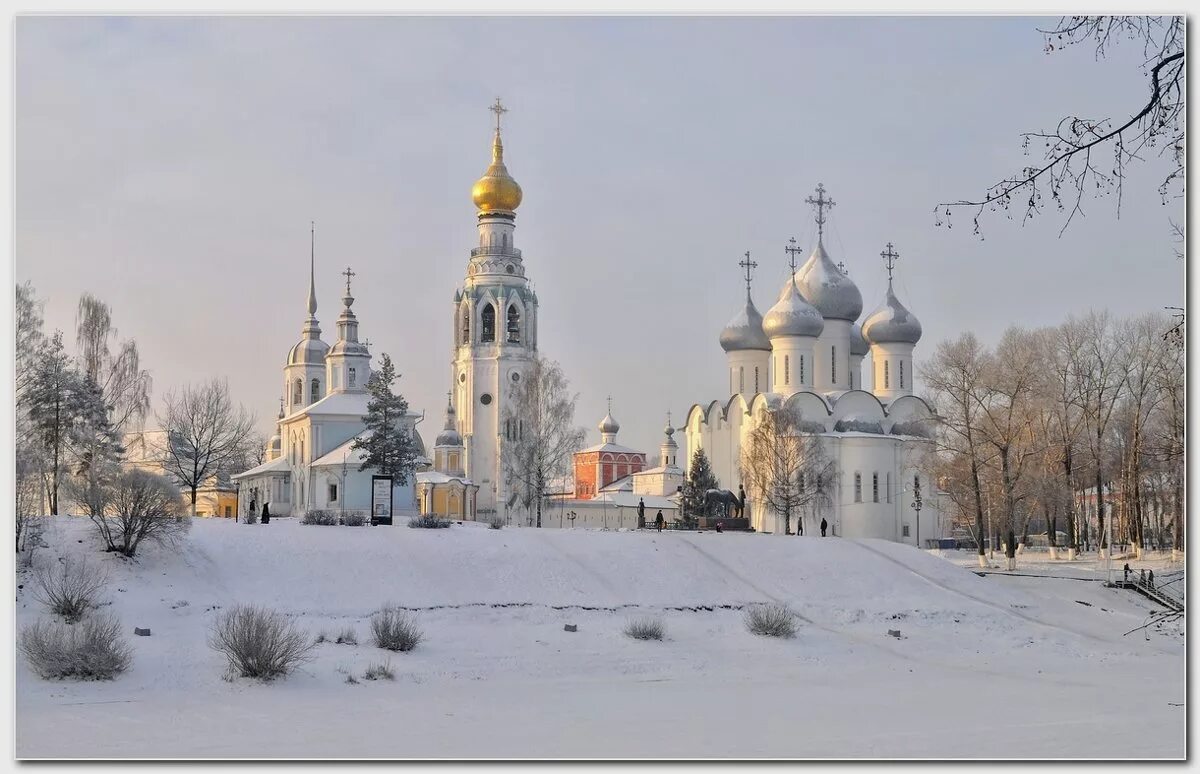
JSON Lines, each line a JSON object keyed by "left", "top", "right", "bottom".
{"left": 572, "top": 406, "right": 646, "bottom": 499}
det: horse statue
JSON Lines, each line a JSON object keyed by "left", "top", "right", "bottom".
{"left": 705, "top": 488, "right": 744, "bottom": 519}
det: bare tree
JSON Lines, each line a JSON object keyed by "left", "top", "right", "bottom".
{"left": 157, "top": 379, "right": 256, "bottom": 515}
{"left": 16, "top": 282, "right": 45, "bottom": 430}
{"left": 740, "top": 406, "right": 836, "bottom": 536}
{"left": 937, "top": 16, "right": 1184, "bottom": 236}
{"left": 15, "top": 442, "right": 46, "bottom": 554}
{"left": 500, "top": 358, "right": 585, "bottom": 528}
{"left": 75, "top": 293, "right": 153, "bottom": 436}
{"left": 1115, "top": 314, "right": 1169, "bottom": 557}
{"left": 921, "top": 333, "right": 990, "bottom": 566}
{"left": 89, "top": 468, "right": 188, "bottom": 557}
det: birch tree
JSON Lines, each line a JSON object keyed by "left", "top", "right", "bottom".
{"left": 75, "top": 293, "right": 153, "bottom": 436}
{"left": 740, "top": 407, "right": 835, "bottom": 536}
{"left": 500, "top": 358, "right": 585, "bottom": 528}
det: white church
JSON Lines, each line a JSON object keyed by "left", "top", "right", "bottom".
{"left": 685, "top": 186, "right": 946, "bottom": 545}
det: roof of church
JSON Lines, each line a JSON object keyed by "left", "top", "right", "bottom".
{"left": 310, "top": 433, "right": 430, "bottom": 468}
{"left": 416, "top": 470, "right": 475, "bottom": 486}
{"left": 283, "top": 391, "right": 423, "bottom": 422}
{"left": 577, "top": 441, "right": 644, "bottom": 456}
{"left": 632, "top": 464, "right": 685, "bottom": 477}
{"left": 599, "top": 475, "right": 634, "bottom": 493}
{"left": 230, "top": 455, "right": 290, "bottom": 480}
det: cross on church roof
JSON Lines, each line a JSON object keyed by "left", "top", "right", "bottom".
{"left": 837, "top": 260, "right": 848, "bottom": 275}
{"left": 490, "top": 97, "right": 508, "bottom": 133}
{"left": 785, "top": 236, "right": 803, "bottom": 275}
{"left": 738, "top": 251, "right": 758, "bottom": 295}
{"left": 805, "top": 183, "right": 836, "bottom": 240}
{"left": 881, "top": 242, "right": 900, "bottom": 283}
{"left": 342, "top": 266, "right": 356, "bottom": 295}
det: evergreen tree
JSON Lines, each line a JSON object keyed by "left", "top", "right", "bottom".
{"left": 680, "top": 448, "right": 719, "bottom": 525}
{"left": 351, "top": 354, "right": 420, "bottom": 485}
{"left": 23, "top": 332, "right": 88, "bottom": 515}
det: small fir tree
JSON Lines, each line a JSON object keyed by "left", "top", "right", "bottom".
{"left": 680, "top": 448, "right": 719, "bottom": 525}
{"left": 351, "top": 354, "right": 420, "bottom": 485}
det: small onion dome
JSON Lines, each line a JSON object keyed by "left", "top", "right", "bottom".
{"left": 763, "top": 278, "right": 824, "bottom": 339}
{"left": 795, "top": 241, "right": 863, "bottom": 322}
{"left": 598, "top": 411, "right": 620, "bottom": 435}
{"left": 862, "top": 284, "right": 923, "bottom": 345}
{"left": 663, "top": 420, "right": 676, "bottom": 439}
{"left": 436, "top": 399, "right": 463, "bottom": 447}
{"left": 471, "top": 131, "right": 523, "bottom": 213}
{"left": 850, "top": 322, "right": 870, "bottom": 357}
{"left": 719, "top": 295, "right": 771, "bottom": 352}
{"left": 288, "top": 338, "right": 329, "bottom": 365}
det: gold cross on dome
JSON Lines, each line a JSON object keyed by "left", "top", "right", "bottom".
{"left": 490, "top": 97, "right": 508, "bottom": 132}
{"left": 805, "top": 183, "right": 836, "bottom": 240}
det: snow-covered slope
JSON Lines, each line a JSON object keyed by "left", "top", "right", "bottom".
{"left": 16, "top": 517, "right": 1184, "bottom": 759}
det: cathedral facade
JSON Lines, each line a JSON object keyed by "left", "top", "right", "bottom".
{"left": 685, "top": 187, "right": 945, "bottom": 545}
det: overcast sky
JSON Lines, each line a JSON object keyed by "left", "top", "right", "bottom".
{"left": 16, "top": 16, "right": 1184, "bottom": 457}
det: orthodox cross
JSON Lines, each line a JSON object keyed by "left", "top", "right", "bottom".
{"left": 738, "top": 251, "right": 757, "bottom": 295}
{"left": 881, "top": 242, "right": 900, "bottom": 283}
{"left": 805, "top": 183, "right": 835, "bottom": 240}
{"left": 278, "top": 397, "right": 284, "bottom": 416}
{"left": 342, "top": 266, "right": 356, "bottom": 295}
{"left": 837, "top": 260, "right": 848, "bottom": 275}
{"left": 363, "top": 338, "right": 372, "bottom": 350}
{"left": 490, "top": 97, "right": 508, "bottom": 132}
{"left": 785, "top": 236, "right": 803, "bottom": 275}
{"left": 606, "top": 395, "right": 613, "bottom": 414}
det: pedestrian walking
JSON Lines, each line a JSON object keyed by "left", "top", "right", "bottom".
{"left": 655, "top": 511, "right": 664, "bottom": 532}
{"left": 820, "top": 517, "right": 828, "bottom": 537}
{"left": 637, "top": 498, "right": 646, "bottom": 529}
{"left": 261, "top": 502, "right": 270, "bottom": 524}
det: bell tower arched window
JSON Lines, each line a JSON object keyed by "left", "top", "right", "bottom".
{"left": 481, "top": 304, "right": 496, "bottom": 343}
{"left": 292, "top": 378, "right": 302, "bottom": 406}
{"left": 461, "top": 305, "right": 470, "bottom": 345}
{"left": 506, "top": 304, "right": 521, "bottom": 343}
{"left": 310, "top": 378, "right": 320, "bottom": 404}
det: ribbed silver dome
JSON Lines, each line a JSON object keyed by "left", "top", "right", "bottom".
{"left": 862, "top": 284, "right": 923, "bottom": 345}
{"left": 288, "top": 338, "right": 329, "bottom": 365}
{"left": 719, "top": 295, "right": 771, "bottom": 352}
{"left": 795, "top": 241, "right": 863, "bottom": 322}
{"left": 435, "top": 426, "right": 463, "bottom": 446}
{"left": 763, "top": 278, "right": 824, "bottom": 339}
{"left": 598, "top": 411, "right": 620, "bottom": 435}
{"left": 850, "top": 322, "right": 870, "bottom": 356}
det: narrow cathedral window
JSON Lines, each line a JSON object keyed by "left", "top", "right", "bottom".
{"left": 872, "top": 473, "right": 879, "bottom": 503}
{"left": 349, "top": 367, "right": 357, "bottom": 387}
{"left": 800, "top": 356, "right": 805, "bottom": 384}
{"left": 854, "top": 473, "right": 862, "bottom": 503}
{"left": 884, "top": 361, "right": 890, "bottom": 389}
{"left": 293, "top": 379, "right": 302, "bottom": 406}
{"left": 481, "top": 304, "right": 496, "bottom": 342}
{"left": 461, "top": 306, "right": 470, "bottom": 344}
{"left": 311, "top": 379, "right": 320, "bottom": 404}
{"left": 831, "top": 346, "right": 837, "bottom": 384}
{"left": 887, "top": 472, "right": 892, "bottom": 503}
{"left": 328, "top": 483, "right": 338, "bottom": 503}
{"left": 507, "top": 304, "right": 521, "bottom": 343}
{"left": 739, "top": 367, "right": 744, "bottom": 393}
{"left": 754, "top": 366, "right": 760, "bottom": 393}
{"left": 783, "top": 355, "right": 790, "bottom": 386}
{"left": 899, "top": 361, "right": 905, "bottom": 389}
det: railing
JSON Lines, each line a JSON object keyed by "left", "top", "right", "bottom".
{"left": 470, "top": 245, "right": 522, "bottom": 259}
{"left": 1116, "top": 571, "right": 1185, "bottom": 612}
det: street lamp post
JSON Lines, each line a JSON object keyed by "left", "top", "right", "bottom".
{"left": 910, "top": 477, "right": 923, "bottom": 550}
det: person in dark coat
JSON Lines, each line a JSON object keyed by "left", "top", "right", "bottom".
{"left": 820, "top": 518, "right": 828, "bottom": 537}
{"left": 637, "top": 498, "right": 646, "bottom": 529}
{"left": 714, "top": 521, "right": 723, "bottom": 533}
{"left": 1148, "top": 569, "right": 1155, "bottom": 589}
{"left": 1124, "top": 563, "right": 1131, "bottom": 583}
{"left": 248, "top": 499, "right": 256, "bottom": 523}
{"left": 655, "top": 511, "right": 664, "bottom": 532}
{"left": 261, "top": 502, "right": 270, "bottom": 524}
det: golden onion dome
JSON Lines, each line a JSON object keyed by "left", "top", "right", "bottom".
{"left": 471, "top": 131, "right": 523, "bottom": 213}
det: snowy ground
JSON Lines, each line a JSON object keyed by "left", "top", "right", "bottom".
{"left": 16, "top": 516, "right": 1185, "bottom": 759}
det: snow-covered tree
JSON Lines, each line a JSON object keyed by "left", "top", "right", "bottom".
{"left": 351, "top": 354, "right": 420, "bottom": 484}
{"left": 75, "top": 293, "right": 152, "bottom": 436}
{"left": 23, "top": 332, "right": 91, "bottom": 515}
{"left": 679, "top": 448, "right": 719, "bottom": 526}
{"left": 500, "top": 357, "right": 585, "bottom": 528}
{"left": 157, "top": 379, "right": 256, "bottom": 514}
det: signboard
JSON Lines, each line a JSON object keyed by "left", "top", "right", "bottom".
{"left": 371, "top": 475, "right": 394, "bottom": 526}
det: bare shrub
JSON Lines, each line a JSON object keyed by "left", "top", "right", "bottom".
{"left": 744, "top": 603, "right": 798, "bottom": 638}
{"left": 371, "top": 607, "right": 423, "bottom": 652}
{"left": 623, "top": 617, "right": 666, "bottom": 641}
{"left": 19, "top": 614, "right": 131, "bottom": 680}
{"left": 344, "top": 673, "right": 359, "bottom": 685}
{"left": 301, "top": 509, "right": 338, "bottom": 526}
{"left": 488, "top": 516, "right": 505, "bottom": 530}
{"left": 90, "top": 468, "right": 189, "bottom": 557}
{"left": 342, "top": 511, "right": 367, "bottom": 527}
{"left": 33, "top": 558, "right": 107, "bottom": 623}
{"left": 314, "top": 632, "right": 327, "bottom": 644}
{"left": 208, "top": 605, "right": 315, "bottom": 681}
{"left": 363, "top": 660, "right": 395, "bottom": 681}
{"left": 335, "top": 626, "right": 358, "bottom": 645}
{"left": 408, "top": 514, "right": 451, "bottom": 529}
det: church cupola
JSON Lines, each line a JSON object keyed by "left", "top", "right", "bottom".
{"left": 471, "top": 101, "right": 523, "bottom": 215}
{"left": 434, "top": 394, "right": 466, "bottom": 477}
{"left": 862, "top": 242, "right": 922, "bottom": 402}
{"left": 721, "top": 253, "right": 772, "bottom": 398}
{"left": 598, "top": 399, "right": 621, "bottom": 444}
{"left": 326, "top": 266, "right": 372, "bottom": 394}
{"left": 659, "top": 414, "right": 679, "bottom": 469}
{"left": 284, "top": 223, "right": 329, "bottom": 413}
{"left": 765, "top": 243, "right": 823, "bottom": 397}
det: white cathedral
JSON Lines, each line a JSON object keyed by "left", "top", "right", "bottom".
{"left": 684, "top": 186, "right": 946, "bottom": 545}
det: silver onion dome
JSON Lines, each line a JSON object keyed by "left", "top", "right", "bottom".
{"left": 862, "top": 284, "right": 923, "bottom": 345}
{"left": 850, "top": 322, "right": 870, "bottom": 356}
{"left": 795, "top": 241, "right": 863, "bottom": 322}
{"left": 288, "top": 337, "right": 329, "bottom": 365}
{"left": 719, "top": 295, "right": 771, "bottom": 352}
{"left": 598, "top": 411, "right": 620, "bottom": 435}
{"left": 763, "top": 278, "right": 824, "bottom": 339}
{"left": 436, "top": 398, "right": 463, "bottom": 446}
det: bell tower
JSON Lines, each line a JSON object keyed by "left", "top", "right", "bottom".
{"left": 451, "top": 98, "right": 538, "bottom": 518}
